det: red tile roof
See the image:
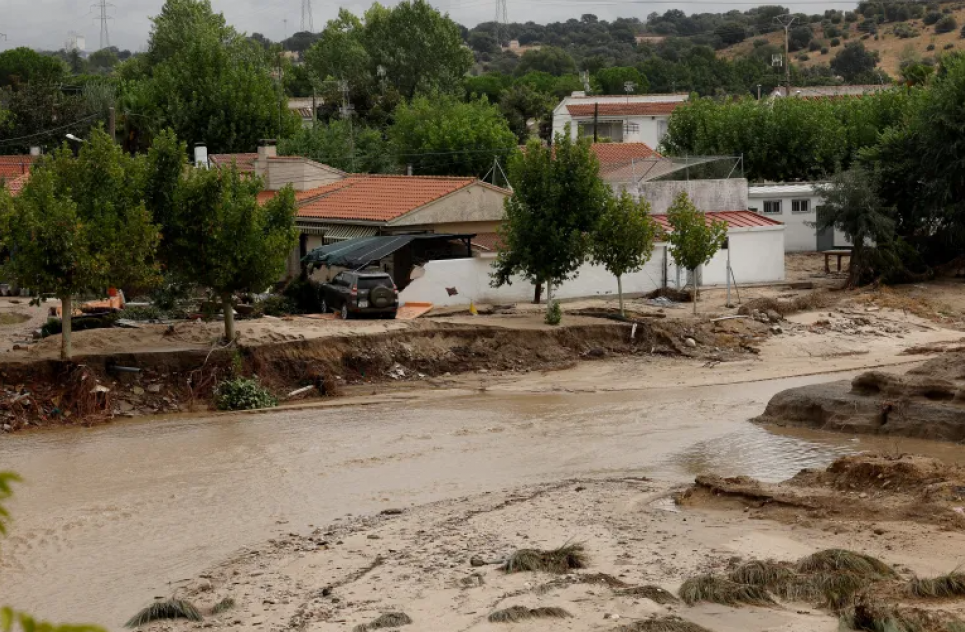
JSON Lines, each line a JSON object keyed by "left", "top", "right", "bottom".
{"left": 0, "top": 155, "right": 35, "bottom": 179}
{"left": 4, "top": 172, "right": 29, "bottom": 197}
{"left": 209, "top": 153, "right": 258, "bottom": 173}
{"left": 567, "top": 102, "right": 682, "bottom": 117}
{"left": 651, "top": 211, "right": 782, "bottom": 232}
{"left": 591, "top": 143, "right": 662, "bottom": 164}
{"left": 471, "top": 232, "right": 503, "bottom": 252}
{"left": 295, "top": 175, "right": 492, "bottom": 222}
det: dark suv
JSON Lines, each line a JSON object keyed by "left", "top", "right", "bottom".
{"left": 320, "top": 271, "right": 399, "bottom": 319}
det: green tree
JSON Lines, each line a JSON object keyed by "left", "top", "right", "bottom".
{"left": 665, "top": 192, "right": 727, "bottom": 314}
{"left": 280, "top": 121, "right": 394, "bottom": 173}
{"left": 0, "top": 131, "right": 160, "bottom": 359}
{"left": 499, "top": 84, "right": 555, "bottom": 143}
{"left": 169, "top": 167, "right": 298, "bottom": 341}
{"left": 815, "top": 167, "right": 897, "bottom": 287}
{"left": 132, "top": 0, "right": 296, "bottom": 153}
{"left": 361, "top": 0, "right": 473, "bottom": 100}
{"left": 830, "top": 41, "right": 878, "bottom": 80}
{"left": 304, "top": 10, "right": 372, "bottom": 93}
{"left": 0, "top": 48, "right": 66, "bottom": 87}
{"left": 594, "top": 66, "right": 648, "bottom": 95}
{"left": 464, "top": 72, "right": 512, "bottom": 102}
{"left": 389, "top": 93, "right": 517, "bottom": 176}
{"left": 143, "top": 129, "right": 189, "bottom": 262}
{"left": 492, "top": 132, "right": 608, "bottom": 305}
{"left": 591, "top": 191, "right": 658, "bottom": 315}
{"left": 514, "top": 46, "right": 577, "bottom": 76}
{"left": 87, "top": 48, "right": 119, "bottom": 74}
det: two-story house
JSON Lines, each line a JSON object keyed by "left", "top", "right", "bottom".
{"left": 551, "top": 93, "right": 689, "bottom": 148}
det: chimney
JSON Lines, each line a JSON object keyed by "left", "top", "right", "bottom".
{"left": 194, "top": 143, "right": 208, "bottom": 169}
{"left": 29, "top": 146, "right": 41, "bottom": 156}
{"left": 258, "top": 139, "right": 278, "bottom": 162}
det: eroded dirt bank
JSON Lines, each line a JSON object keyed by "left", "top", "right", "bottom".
{"left": 129, "top": 454, "right": 965, "bottom": 632}
{"left": 755, "top": 351, "right": 965, "bottom": 442}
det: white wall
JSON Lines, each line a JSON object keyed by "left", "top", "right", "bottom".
{"left": 748, "top": 190, "right": 851, "bottom": 252}
{"left": 639, "top": 179, "right": 749, "bottom": 214}
{"left": 400, "top": 247, "right": 666, "bottom": 307}
{"left": 554, "top": 115, "right": 669, "bottom": 148}
{"left": 400, "top": 226, "right": 786, "bottom": 307}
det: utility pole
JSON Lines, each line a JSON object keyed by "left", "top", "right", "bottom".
{"left": 339, "top": 79, "right": 356, "bottom": 172}
{"left": 92, "top": 0, "right": 114, "bottom": 50}
{"left": 593, "top": 102, "right": 599, "bottom": 143}
{"left": 494, "top": 0, "right": 508, "bottom": 50}
{"left": 774, "top": 14, "right": 796, "bottom": 96}
{"left": 283, "top": 19, "right": 288, "bottom": 43}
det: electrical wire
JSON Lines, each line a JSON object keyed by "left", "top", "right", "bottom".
{"left": 0, "top": 114, "right": 102, "bottom": 146}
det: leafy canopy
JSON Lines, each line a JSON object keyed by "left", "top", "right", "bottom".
{"left": 592, "top": 191, "right": 659, "bottom": 314}
{"left": 666, "top": 191, "right": 728, "bottom": 273}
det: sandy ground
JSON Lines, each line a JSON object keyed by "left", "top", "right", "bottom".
{"left": 139, "top": 459, "right": 965, "bottom": 632}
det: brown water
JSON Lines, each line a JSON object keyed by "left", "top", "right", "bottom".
{"left": 0, "top": 372, "right": 958, "bottom": 629}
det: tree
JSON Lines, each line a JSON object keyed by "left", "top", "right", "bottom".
{"left": 591, "top": 191, "right": 658, "bottom": 315}
{"left": 132, "top": 0, "right": 296, "bottom": 153}
{"left": 514, "top": 46, "right": 577, "bottom": 76}
{"left": 143, "top": 128, "right": 189, "bottom": 261}
{"left": 0, "top": 48, "right": 66, "bottom": 87}
{"left": 361, "top": 0, "right": 473, "bottom": 100}
{"left": 464, "top": 72, "right": 512, "bottom": 103}
{"left": 87, "top": 48, "right": 119, "bottom": 74}
{"left": 492, "top": 132, "right": 608, "bottom": 305}
{"left": 665, "top": 192, "right": 727, "bottom": 314}
{"left": 830, "top": 41, "right": 878, "bottom": 81}
{"left": 389, "top": 94, "right": 517, "bottom": 176}
{"left": 0, "top": 131, "right": 160, "bottom": 359}
{"left": 304, "top": 10, "right": 372, "bottom": 93}
{"left": 469, "top": 31, "right": 499, "bottom": 54}
{"left": 499, "top": 84, "right": 555, "bottom": 143}
{"left": 935, "top": 15, "right": 958, "bottom": 34}
{"left": 814, "top": 167, "right": 897, "bottom": 287}
{"left": 788, "top": 25, "right": 814, "bottom": 52}
{"left": 594, "top": 66, "right": 648, "bottom": 95}
{"left": 168, "top": 167, "right": 298, "bottom": 341}
{"left": 280, "top": 121, "right": 394, "bottom": 173}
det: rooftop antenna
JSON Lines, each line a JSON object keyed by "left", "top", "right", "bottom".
{"left": 624, "top": 80, "right": 636, "bottom": 102}
{"left": 301, "top": 0, "right": 314, "bottom": 32}
{"left": 92, "top": 0, "right": 114, "bottom": 50}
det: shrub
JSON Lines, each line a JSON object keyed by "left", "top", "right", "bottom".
{"left": 825, "top": 25, "right": 842, "bottom": 37}
{"left": 945, "top": 42, "right": 955, "bottom": 49}
{"left": 861, "top": 33, "right": 871, "bottom": 39}
{"left": 753, "top": 38, "right": 768, "bottom": 48}
{"left": 830, "top": 37, "right": 841, "bottom": 46}
{"left": 894, "top": 22, "right": 920, "bottom": 38}
{"left": 961, "top": 24, "right": 965, "bottom": 37}
{"left": 822, "top": 46, "right": 830, "bottom": 54}
{"left": 254, "top": 295, "right": 298, "bottom": 317}
{"left": 214, "top": 377, "right": 277, "bottom": 411}
{"left": 924, "top": 10, "right": 942, "bottom": 25}
{"left": 798, "top": 53, "right": 810, "bottom": 61}
{"left": 809, "top": 40, "right": 822, "bottom": 51}
{"left": 935, "top": 15, "right": 958, "bottom": 33}
{"left": 845, "top": 11, "right": 858, "bottom": 22}
{"left": 122, "top": 305, "right": 188, "bottom": 321}
{"left": 545, "top": 301, "right": 562, "bottom": 326}
{"left": 282, "top": 277, "right": 322, "bottom": 313}
{"left": 927, "top": 43, "right": 936, "bottom": 50}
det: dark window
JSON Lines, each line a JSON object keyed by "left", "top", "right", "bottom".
{"left": 358, "top": 277, "right": 393, "bottom": 290}
{"left": 792, "top": 199, "right": 811, "bottom": 213}
{"left": 763, "top": 200, "right": 782, "bottom": 214}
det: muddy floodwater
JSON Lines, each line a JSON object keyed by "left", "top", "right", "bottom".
{"left": 0, "top": 370, "right": 961, "bottom": 629}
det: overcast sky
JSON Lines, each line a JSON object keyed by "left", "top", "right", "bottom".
{"left": 1, "top": 0, "right": 846, "bottom": 53}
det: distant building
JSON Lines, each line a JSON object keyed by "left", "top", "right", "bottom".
{"left": 65, "top": 33, "right": 86, "bottom": 53}
{"left": 770, "top": 84, "right": 891, "bottom": 99}
{"left": 748, "top": 182, "right": 851, "bottom": 252}
{"left": 552, "top": 93, "right": 689, "bottom": 149}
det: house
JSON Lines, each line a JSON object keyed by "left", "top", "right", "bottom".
{"left": 591, "top": 143, "right": 678, "bottom": 191}
{"left": 288, "top": 97, "right": 317, "bottom": 128}
{"left": 230, "top": 142, "right": 512, "bottom": 283}
{"left": 552, "top": 93, "right": 689, "bottom": 148}
{"left": 0, "top": 155, "right": 36, "bottom": 198}
{"left": 748, "top": 182, "right": 850, "bottom": 252}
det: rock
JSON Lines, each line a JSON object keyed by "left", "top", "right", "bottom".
{"left": 766, "top": 309, "right": 782, "bottom": 323}
{"left": 380, "top": 508, "right": 404, "bottom": 515}
{"left": 770, "top": 325, "right": 784, "bottom": 335}
{"left": 684, "top": 338, "right": 697, "bottom": 348}
{"left": 2, "top": 424, "right": 11, "bottom": 432}
{"left": 147, "top": 384, "right": 162, "bottom": 394}
{"left": 584, "top": 347, "right": 606, "bottom": 359}
{"left": 117, "top": 400, "right": 135, "bottom": 413}
{"left": 367, "top": 534, "right": 380, "bottom": 540}
{"left": 131, "top": 386, "right": 145, "bottom": 396}
{"left": 470, "top": 556, "right": 487, "bottom": 567}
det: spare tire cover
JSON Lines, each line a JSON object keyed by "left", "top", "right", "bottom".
{"left": 370, "top": 286, "right": 393, "bottom": 307}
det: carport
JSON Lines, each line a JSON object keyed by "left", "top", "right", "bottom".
{"left": 303, "top": 234, "right": 475, "bottom": 290}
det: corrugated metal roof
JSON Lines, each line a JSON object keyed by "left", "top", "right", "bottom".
{"left": 652, "top": 210, "right": 783, "bottom": 232}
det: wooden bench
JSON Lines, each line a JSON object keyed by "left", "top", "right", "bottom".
{"left": 823, "top": 249, "right": 852, "bottom": 274}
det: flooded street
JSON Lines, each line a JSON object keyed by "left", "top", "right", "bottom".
{"left": 0, "top": 368, "right": 959, "bottom": 629}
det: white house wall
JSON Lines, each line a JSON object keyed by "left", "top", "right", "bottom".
{"left": 748, "top": 188, "right": 852, "bottom": 252}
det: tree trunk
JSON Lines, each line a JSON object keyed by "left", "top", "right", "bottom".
{"left": 847, "top": 243, "right": 863, "bottom": 289}
{"left": 691, "top": 270, "right": 698, "bottom": 316}
{"left": 547, "top": 281, "right": 554, "bottom": 309}
{"left": 617, "top": 275, "right": 624, "bottom": 316}
{"left": 533, "top": 281, "right": 543, "bottom": 305}
{"left": 60, "top": 295, "right": 72, "bottom": 361}
{"left": 222, "top": 293, "right": 236, "bottom": 342}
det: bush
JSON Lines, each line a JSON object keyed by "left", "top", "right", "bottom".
{"left": 961, "top": 25, "right": 965, "bottom": 37}
{"left": 282, "top": 277, "right": 322, "bottom": 313}
{"left": 924, "top": 10, "right": 942, "bottom": 25}
{"left": 927, "top": 43, "right": 936, "bottom": 50}
{"left": 830, "top": 37, "right": 842, "bottom": 46}
{"left": 894, "top": 23, "right": 919, "bottom": 38}
{"left": 254, "top": 295, "right": 298, "bottom": 317}
{"left": 545, "top": 301, "right": 562, "bottom": 326}
{"left": 862, "top": 33, "right": 871, "bottom": 39}
{"left": 798, "top": 53, "right": 810, "bottom": 61}
{"left": 935, "top": 15, "right": 958, "bottom": 33}
{"left": 945, "top": 42, "right": 955, "bottom": 49}
{"left": 122, "top": 305, "right": 187, "bottom": 321}
{"left": 753, "top": 38, "right": 769, "bottom": 48}
{"left": 825, "top": 25, "right": 841, "bottom": 37}
{"left": 846, "top": 11, "right": 858, "bottom": 22}
{"left": 809, "top": 40, "right": 822, "bottom": 51}
{"left": 215, "top": 377, "right": 277, "bottom": 411}
{"left": 41, "top": 314, "right": 118, "bottom": 337}
{"left": 822, "top": 46, "right": 830, "bottom": 54}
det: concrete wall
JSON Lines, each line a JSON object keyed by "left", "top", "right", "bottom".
{"left": 399, "top": 225, "right": 785, "bottom": 307}
{"left": 388, "top": 185, "right": 508, "bottom": 227}
{"left": 387, "top": 220, "right": 502, "bottom": 236}
{"left": 263, "top": 158, "right": 345, "bottom": 192}
{"left": 639, "top": 179, "right": 749, "bottom": 214}
{"left": 748, "top": 190, "right": 851, "bottom": 252}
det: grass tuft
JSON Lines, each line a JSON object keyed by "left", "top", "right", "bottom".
{"left": 776, "top": 572, "right": 873, "bottom": 610}
{"left": 613, "top": 615, "right": 714, "bottom": 632}
{"left": 488, "top": 606, "right": 571, "bottom": 623}
{"left": 616, "top": 585, "right": 680, "bottom": 604}
{"left": 838, "top": 597, "right": 965, "bottom": 632}
{"left": 797, "top": 549, "right": 895, "bottom": 578}
{"left": 125, "top": 599, "right": 202, "bottom": 628}
{"left": 211, "top": 597, "right": 236, "bottom": 615}
{"left": 503, "top": 543, "right": 588, "bottom": 574}
{"left": 907, "top": 572, "right": 965, "bottom": 599}
{"left": 728, "top": 560, "right": 795, "bottom": 587}
{"left": 678, "top": 574, "right": 775, "bottom": 607}
{"left": 352, "top": 612, "right": 413, "bottom": 632}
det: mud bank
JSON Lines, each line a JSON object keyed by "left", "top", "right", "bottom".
{"left": 754, "top": 351, "right": 965, "bottom": 442}
{"left": 128, "top": 454, "right": 965, "bottom": 632}
{"left": 0, "top": 318, "right": 762, "bottom": 430}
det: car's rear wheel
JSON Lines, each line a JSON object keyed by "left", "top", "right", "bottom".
{"left": 341, "top": 303, "right": 350, "bottom": 320}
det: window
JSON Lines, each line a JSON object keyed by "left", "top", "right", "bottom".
{"left": 763, "top": 200, "right": 782, "bottom": 215}
{"left": 792, "top": 199, "right": 811, "bottom": 213}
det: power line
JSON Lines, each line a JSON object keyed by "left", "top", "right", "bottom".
{"left": 301, "top": 0, "right": 314, "bottom": 32}
{"left": 0, "top": 114, "right": 102, "bottom": 146}
{"left": 92, "top": 0, "right": 114, "bottom": 50}
{"left": 494, "top": 0, "right": 509, "bottom": 46}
